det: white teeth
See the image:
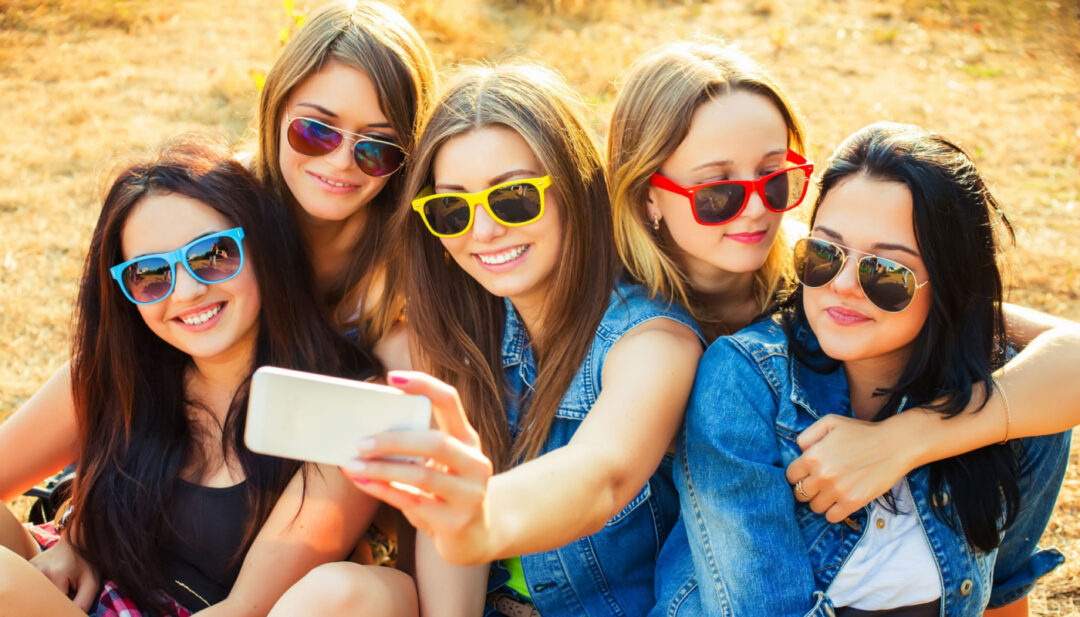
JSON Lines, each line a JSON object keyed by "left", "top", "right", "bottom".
{"left": 318, "top": 175, "right": 353, "bottom": 187}
{"left": 179, "top": 304, "right": 221, "bottom": 326}
{"left": 477, "top": 245, "right": 528, "bottom": 265}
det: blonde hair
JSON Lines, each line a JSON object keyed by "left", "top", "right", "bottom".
{"left": 393, "top": 62, "right": 617, "bottom": 469}
{"left": 253, "top": 0, "right": 436, "bottom": 345}
{"left": 607, "top": 40, "right": 806, "bottom": 337}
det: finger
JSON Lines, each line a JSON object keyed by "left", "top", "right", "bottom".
{"left": 825, "top": 501, "right": 856, "bottom": 524}
{"left": 796, "top": 417, "right": 834, "bottom": 451}
{"left": 785, "top": 456, "right": 810, "bottom": 485}
{"left": 72, "top": 571, "right": 98, "bottom": 611}
{"left": 349, "top": 479, "right": 447, "bottom": 529}
{"left": 357, "top": 430, "right": 491, "bottom": 478}
{"left": 343, "top": 459, "right": 485, "bottom": 509}
{"left": 387, "top": 371, "right": 479, "bottom": 446}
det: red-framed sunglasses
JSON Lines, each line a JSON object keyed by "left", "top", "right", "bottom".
{"left": 649, "top": 150, "right": 813, "bottom": 225}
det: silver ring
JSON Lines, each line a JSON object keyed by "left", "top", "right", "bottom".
{"left": 795, "top": 480, "right": 810, "bottom": 500}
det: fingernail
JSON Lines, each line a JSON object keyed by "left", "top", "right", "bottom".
{"left": 349, "top": 460, "right": 367, "bottom": 473}
{"left": 390, "top": 374, "right": 408, "bottom": 385}
{"left": 355, "top": 477, "right": 370, "bottom": 485}
{"left": 357, "top": 438, "right": 375, "bottom": 452}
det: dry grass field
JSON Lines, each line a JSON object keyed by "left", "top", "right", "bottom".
{"left": 1, "top": 0, "right": 1078, "bottom": 612}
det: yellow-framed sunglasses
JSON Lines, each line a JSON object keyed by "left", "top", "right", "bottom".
{"left": 411, "top": 175, "right": 552, "bottom": 238}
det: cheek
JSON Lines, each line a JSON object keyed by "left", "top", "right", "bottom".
{"left": 440, "top": 237, "right": 470, "bottom": 267}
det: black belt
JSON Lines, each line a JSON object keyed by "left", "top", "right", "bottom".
{"left": 836, "top": 599, "right": 941, "bottom": 617}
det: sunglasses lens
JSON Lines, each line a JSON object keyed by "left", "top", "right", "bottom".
{"left": 858, "top": 257, "right": 919, "bottom": 312}
{"left": 186, "top": 235, "right": 243, "bottom": 283}
{"left": 287, "top": 118, "right": 342, "bottom": 157}
{"left": 353, "top": 140, "right": 405, "bottom": 177}
{"left": 121, "top": 257, "right": 173, "bottom": 304}
{"left": 793, "top": 238, "right": 844, "bottom": 288}
{"left": 422, "top": 196, "right": 472, "bottom": 236}
{"left": 763, "top": 167, "right": 810, "bottom": 212}
{"left": 693, "top": 183, "right": 746, "bottom": 224}
{"left": 488, "top": 182, "right": 543, "bottom": 225}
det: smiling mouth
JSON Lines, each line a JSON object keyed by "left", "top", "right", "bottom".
{"left": 476, "top": 245, "right": 529, "bottom": 265}
{"left": 177, "top": 302, "right": 223, "bottom": 326}
{"left": 311, "top": 172, "right": 358, "bottom": 188}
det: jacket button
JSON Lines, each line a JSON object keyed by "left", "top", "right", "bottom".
{"left": 960, "top": 579, "right": 973, "bottom": 595}
{"left": 932, "top": 491, "right": 950, "bottom": 507}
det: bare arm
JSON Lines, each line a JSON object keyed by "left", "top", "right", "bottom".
{"left": 345, "top": 318, "right": 702, "bottom": 565}
{"left": 787, "top": 307, "right": 1080, "bottom": 522}
{"left": 194, "top": 464, "right": 380, "bottom": 617}
{"left": 0, "top": 362, "right": 79, "bottom": 502}
{"left": 414, "top": 530, "right": 486, "bottom": 617}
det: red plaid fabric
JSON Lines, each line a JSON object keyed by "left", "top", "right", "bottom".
{"left": 28, "top": 523, "right": 192, "bottom": 617}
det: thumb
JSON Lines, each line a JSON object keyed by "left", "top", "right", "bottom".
{"left": 387, "top": 370, "right": 479, "bottom": 447}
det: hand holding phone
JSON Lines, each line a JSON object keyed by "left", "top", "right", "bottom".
{"left": 245, "top": 366, "right": 431, "bottom": 466}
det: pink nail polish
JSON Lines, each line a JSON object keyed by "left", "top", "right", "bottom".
{"left": 390, "top": 374, "right": 408, "bottom": 385}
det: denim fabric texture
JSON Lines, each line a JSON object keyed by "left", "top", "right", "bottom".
{"left": 677, "top": 317, "right": 1069, "bottom": 617}
{"left": 485, "top": 277, "right": 702, "bottom": 617}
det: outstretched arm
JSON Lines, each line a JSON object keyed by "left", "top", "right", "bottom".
{"left": 786, "top": 306, "right": 1080, "bottom": 522}
{"left": 343, "top": 318, "right": 702, "bottom": 565}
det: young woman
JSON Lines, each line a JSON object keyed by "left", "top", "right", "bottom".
{"left": 605, "top": 43, "right": 1080, "bottom": 609}
{"left": 607, "top": 40, "right": 809, "bottom": 343}
{"left": 308, "top": 62, "right": 703, "bottom": 617}
{"left": 677, "top": 122, "right": 1071, "bottom": 617}
{"left": 0, "top": 0, "right": 435, "bottom": 583}
{"left": 0, "top": 136, "right": 399, "bottom": 615}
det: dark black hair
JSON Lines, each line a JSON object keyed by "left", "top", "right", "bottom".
{"left": 70, "top": 134, "right": 381, "bottom": 611}
{"left": 782, "top": 121, "right": 1020, "bottom": 553}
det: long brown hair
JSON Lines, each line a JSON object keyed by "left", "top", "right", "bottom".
{"left": 69, "top": 135, "right": 380, "bottom": 611}
{"left": 254, "top": 0, "right": 436, "bottom": 345}
{"left": 607, "top": 40, "right": 807, "bottom": 339}
{"left": 393, "top": 63, "right": 618, "bottom": 469}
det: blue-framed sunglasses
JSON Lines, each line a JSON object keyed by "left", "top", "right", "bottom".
{"left": 110, "top": 227, "right": 246, "bottom": 305}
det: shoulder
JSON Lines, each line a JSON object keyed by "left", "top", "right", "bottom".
{"left": 692, "top": 317, "right": 793, "bottom": 408}
{"left": 703, "top": 316, "right": 790, "bottom": 369}
{"left": 597, "top": 277, "right": 703, "bottom": 345}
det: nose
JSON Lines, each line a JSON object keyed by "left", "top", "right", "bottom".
{"left": 470, "top": 202, "right": 507, "bottom": 243}
{"left": 740, "top": 186, "right": 769, "bottom": 220}
{"left": 828, "top": 254, "right": 864, "bottom": 299}
{"left": 170, "top": 265, "right": 208, "bottom": 303}
{"left": 327, "top": 138, "right": 357, "bottom": 171}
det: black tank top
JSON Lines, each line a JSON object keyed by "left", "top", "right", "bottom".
{"left": 162, "top": 480, "right": 250, "bottom": 609}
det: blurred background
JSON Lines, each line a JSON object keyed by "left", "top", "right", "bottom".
{"left": 1, "top": 0, "right": 1078, "bottom": 611}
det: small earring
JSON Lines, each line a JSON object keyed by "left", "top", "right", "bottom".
{"left": 651, "top": 214, "right": 661, "bottom": 232}
{"left": 443, "top": 249, "right": 451, "bottom": 264}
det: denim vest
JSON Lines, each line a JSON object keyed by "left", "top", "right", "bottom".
{"left": 677, "top": 317, "right": 1069, "bottom": 617}
{"left": 487, "top": 277, "right": 701, "bottom": 617}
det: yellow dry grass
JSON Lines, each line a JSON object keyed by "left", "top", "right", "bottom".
{"left": 1, "top": 0, "right": 1078, "bottom": 611}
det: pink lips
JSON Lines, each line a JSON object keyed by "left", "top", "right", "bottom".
{"left": 725, "top": 230, "right": 767, "bottom": 244}
{"left": 825, "top": 305, "right": 870, "bottom": 326}
{"left": 308, "top": 171, "right": 360, "bottom": 195}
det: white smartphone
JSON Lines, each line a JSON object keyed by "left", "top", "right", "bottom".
{"left": 245, "top": 366, "right": 431, "bottom": 466}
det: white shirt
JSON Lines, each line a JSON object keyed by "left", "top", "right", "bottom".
{"left": 826, "top": 478, "right": 943, "bottom": 609}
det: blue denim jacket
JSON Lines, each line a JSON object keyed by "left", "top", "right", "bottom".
{"left": 677, "top": 317, "right": 1069, "bottom": 617}
{"left": 486, "top": 277, "right": 701, "bottom": 617}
